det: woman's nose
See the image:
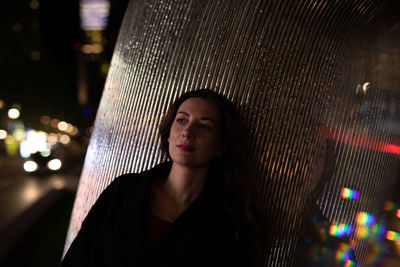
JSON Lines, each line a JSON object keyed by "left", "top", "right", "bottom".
{"left": 182, "top": 124, "right": 194, "bottom": 139}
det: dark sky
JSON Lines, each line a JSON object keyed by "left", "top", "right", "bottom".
{"left": 0, "top": 0, "right": 128, "bottom": 129}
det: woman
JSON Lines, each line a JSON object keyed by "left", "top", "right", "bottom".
{"left": 61, "top": 89, "right": 254, "bottom": 266}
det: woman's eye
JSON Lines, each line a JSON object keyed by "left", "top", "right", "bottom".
{"left": 176, "top": 118, "right": 185, "bottom": 123}
{"left": 199, "top": 124, "right": 212, "bottom": 130}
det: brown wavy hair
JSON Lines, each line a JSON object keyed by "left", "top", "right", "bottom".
{"left": 159, "top": 89, "right": 254, "bottom": 225}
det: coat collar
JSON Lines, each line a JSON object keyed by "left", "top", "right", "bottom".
{"left": 116, "top": 161, "right": 224, "bottom": 265}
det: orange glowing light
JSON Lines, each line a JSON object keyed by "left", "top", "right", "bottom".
{"left": 386, "top": 231, "right": 399, "bottom": 241}
{"left": 41, "top": 115, "right": 51, "bottom": 125}
{"left": 396, "top": 209, "right": 400, "bottom": 218}
{"left": 50, "top": 119, "right": 60, "bottom": 128}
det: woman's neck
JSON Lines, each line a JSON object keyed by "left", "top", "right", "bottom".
{"left": 165, "top": 163, "right": 209, "bottom": 205}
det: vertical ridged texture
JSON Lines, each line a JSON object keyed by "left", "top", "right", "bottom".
{"left": 65, "top": 0, "right": 400, "bottom": 265}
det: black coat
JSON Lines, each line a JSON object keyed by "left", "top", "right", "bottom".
{"left": 61, "top": 162, "right": 250, "bottom": 267}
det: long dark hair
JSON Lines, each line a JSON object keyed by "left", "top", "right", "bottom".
{"left": 159, "top": 89, "right": 253, "bottom": 224}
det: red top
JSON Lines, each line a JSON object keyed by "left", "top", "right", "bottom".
{"left": 146, "top": 212, "right": 172, "bottom": 245}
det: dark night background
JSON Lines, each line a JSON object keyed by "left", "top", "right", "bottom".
{"left": 0, "top": 1, "right": 129, "bottom": 266}
{"left": 0, "top": 0, "right": 129, "bottom": 129}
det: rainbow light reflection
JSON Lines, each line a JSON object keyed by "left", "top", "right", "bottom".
{"left": 336, "top": 243, "right": 352, "bottom": 262}
{"left": 396, "top": 209, "right": 400, "bottom": 218}
{"left": 356, "top": 212, "right": 375, "bottom": 226}
{"left": 341, "top": 187, "right": 360, "bottom": 199}
{"left": 355, "top": 224, "right": 386, "bottom": 242}
{"left": 384, "top": 201, "right": 397, "bottom": 211}
{"left": 344, "top": 259, "right": 357, "bottom": 267}
{"left": 386, "top": 231, "right": 400, "bottom": 241}
{"left": 329, "top": 223, "right": 353, "bottom": 237}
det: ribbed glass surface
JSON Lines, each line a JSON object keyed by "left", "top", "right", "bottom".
{"left": 65, "top": 0, "right": 400, "bottom": 265}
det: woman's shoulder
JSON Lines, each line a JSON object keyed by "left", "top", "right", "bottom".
{"left": 104, "top": 161, "right": 173, "bottom": 193}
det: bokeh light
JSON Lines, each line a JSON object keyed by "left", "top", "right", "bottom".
{"left": 355, "top": 225, "right": 370, "bottom": 240}
{"left": 50, "top": 118, "right": 60, "bottom": 128}
{"left": 71, "top": 126, "right": 79, "bottom": 136}
{"left": 41, "top": 115, "right": 51, "bottom": 125}
{"left": 58, "top": 121, "right": 68, "bottom": 131}
{"left": 0, "top": 99, "right": 4, "bottom": 109}
{"left": 396, "top": 209, "right": 400, "bottom": 218}
{"left": 66, "top": 123, "right": 74, "bottom": 133}
{"left": 30, "top": 0, "right": 40, "bottom": 10}
{"left": 341, "top": 187, "right": 360, "bottom": 199}
{"left": 386, "top": 230, "right": 400, "bottom": 241}
{"left": 47, "top": 133, "right": 58, "bottom": 145}
{"left": 8, "top": 108, "right": 20, "bottom": 119}
{"left": 344, "top": 259, "right": 357, "bottom": 267}
{"left": 356, "top": 212, "right": 375, "bottom": 226}
{"left": 21, "top": 130, "right": 49, "bottom": 158}
{"left": 13, "top": 127, "right": 25, "bottom": 141}
{"left": 60, "top": 134, "right": 71, "bottom": 145}
{"left": 384, "top": 201, "right": 397, "bottom": 211}
{"left": 336, "top": 242, "right": 352, "bottom": 263}
{"left": 23, "top": 160, "right": 38, "bottom": 172}
{"left": 329, "top": 223, "right": 353, "bottom": 237}
{"left": 47, "top": 159, "right": 62, "bottom": 171}
{"left": 0, "top": 129, "right": 7, "bottom": 139}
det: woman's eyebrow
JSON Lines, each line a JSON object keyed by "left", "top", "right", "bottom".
{"left": 200, "top": 117, "right": 216, "bottom": 125}
{"left": 177, "top": 111, "right": 189, "bottom": 117}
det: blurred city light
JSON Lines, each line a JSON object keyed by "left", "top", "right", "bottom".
{"left": 82, "top": 44, "right": 103, "bottom": 54}
{"left": 23, "top": 180, "right": 40, "bottom": 202}
{"left": 58, "top": 121, "right": 68, "bottom": 131}
{"left": 47, "top": 133, "right": 58, "bottom": 145}
{"left": 23, "top": 160, "right": 38, "bottom": 172}
{"left": 60, "top": 134, "right": 71, "bottom": 145}
{"left": 13, "top": 127, "right": 25, "bottom": 142}
{"left": 20, "top": 140, "right": 32, "bottom": 158}
{"left": 30, "top": 0, "right": 40, "bottom": 10}
{"left": 80, "top": 0, "right": 110, "bottom": 31}
{"left": 40, "top": 115, "right": 51, "bottom": 125}
{"left": 0, "top": 129, "right": 7, "bottom": 139}
{"left": 71, "top": 126, "right": 79, "bottom": 136}
{"left": 40, "top": 149, "right": 51, "bottom": 157}
{"left": 30, "top": 50, "right": 41, "bottom": 61}
{"left": 22, "top": 130, "right": 48, "bottom": 157}
{"left": 0, "top": 99, "right": 4, "bottom": 109}
{"left": 52, "top": 177, "right": 65, "bottom": 190}
{"left": 66, "top": 123, "right": 74, "bottom": 133}
{"left": 5, "top": 135, "right": 18, "bottom": 155}
{"left": 341, "top": 187, "right": 360, "bottom": 199}
{"left": 50, "top": 118, "right": 60, "bottom": 128}
{"left": 47, "top": 159, "right": 62, "bottom": 171}
{"left": 8, "top": 108, "right": 20, "bottom": 119}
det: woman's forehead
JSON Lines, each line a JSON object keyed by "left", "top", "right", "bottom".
{"left": 177, "top": 97, "right": 220, "bottom": 120}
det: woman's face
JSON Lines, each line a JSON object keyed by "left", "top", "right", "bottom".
{"left": 168, "top": 97, "right": 224, "bottom": 169}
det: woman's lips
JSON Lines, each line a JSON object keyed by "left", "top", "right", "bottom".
{"left": 177, "top": 144, "right": 195, "bottom": 152}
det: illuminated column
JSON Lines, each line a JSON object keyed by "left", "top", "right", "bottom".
{"left": 65, "top": 0, "right": 400, "bottom": 265}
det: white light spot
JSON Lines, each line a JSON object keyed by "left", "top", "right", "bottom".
{"left": 8, "top": 108, "right": 20, "bottom": 119}
{"left": 24, "top": 161, "right": 38, "bottom": 172}
{"left": 47, "top": 159, "right": 62, "bottom": 171}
